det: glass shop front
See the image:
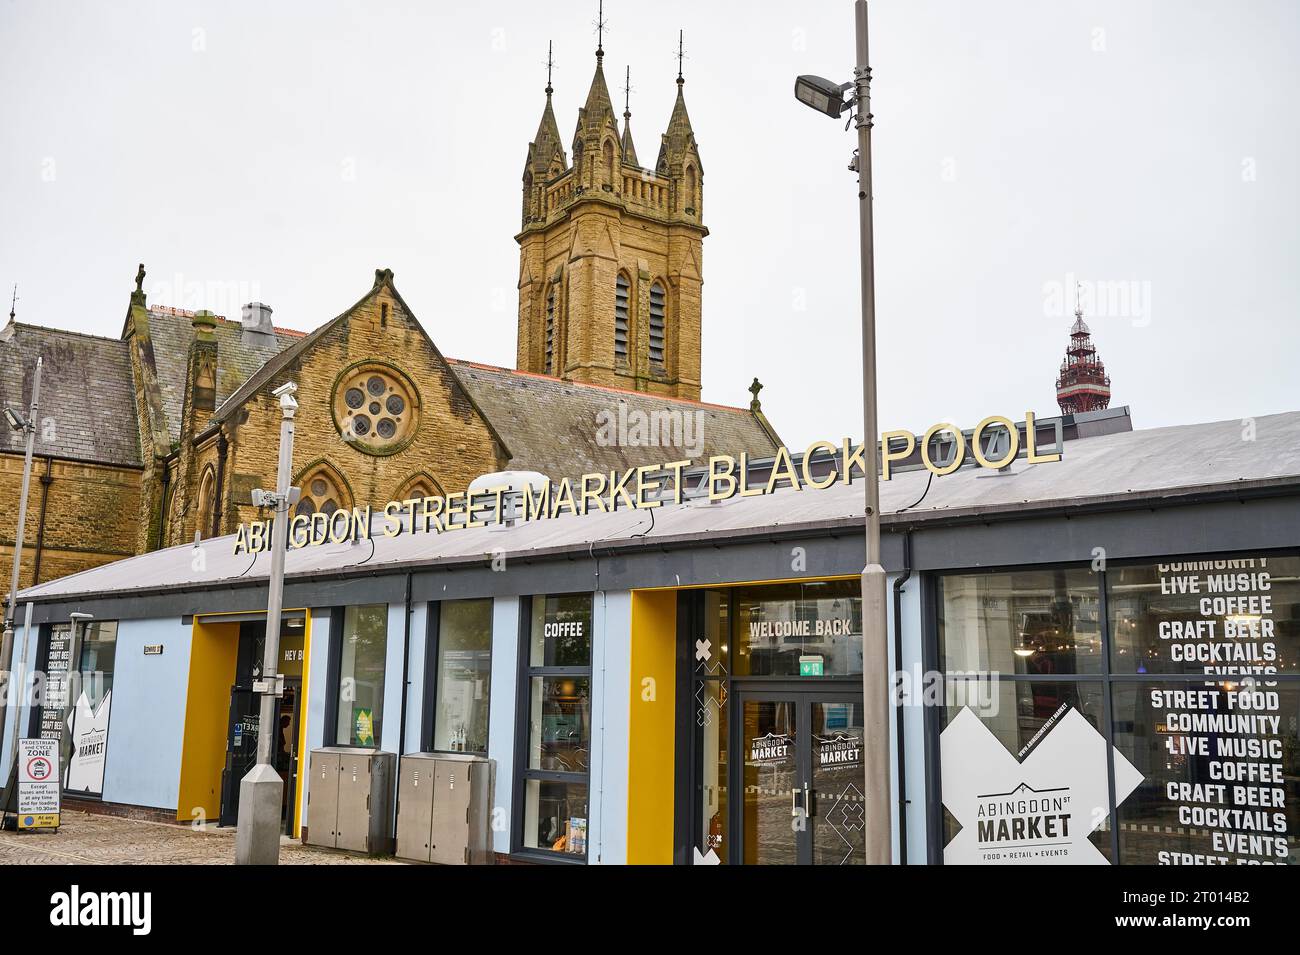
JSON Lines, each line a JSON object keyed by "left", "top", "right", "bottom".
{"left": 681, "top": 580, "right": 867, "bottom": 865}
{"left": 936, "top": 552, "right": 1299, "bottom": 866}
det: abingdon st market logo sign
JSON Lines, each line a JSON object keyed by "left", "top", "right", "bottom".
{"left": 232, "top": 412, "right": 1061, "bottom": 555}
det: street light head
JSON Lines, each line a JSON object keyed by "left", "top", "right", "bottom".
{"left": 3, "top": 405, "right": 29, "bottom": 431}
{"left": 794, "top": 75, "right": 852, "bottom": 118}
{"left": 69, "top": 612, "right": 93, "bottom": 622}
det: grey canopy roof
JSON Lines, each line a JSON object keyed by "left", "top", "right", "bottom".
{"left": 18, "top": 410, "right": 1300, "bottom": 604}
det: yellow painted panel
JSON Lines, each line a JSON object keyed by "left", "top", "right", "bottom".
{"left": 176, "top": 618, "right": 239, "bottom": 824}
{"left": 627, "top": 589, "right": 677, "bottom": 864}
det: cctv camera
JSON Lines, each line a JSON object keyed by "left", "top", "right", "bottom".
{"left": 272, "top": 381, "right": 297, "bottom": 398}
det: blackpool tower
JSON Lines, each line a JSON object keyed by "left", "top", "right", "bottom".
{"left": 1055, "top": 297, "right": 1111, "bottom": 415}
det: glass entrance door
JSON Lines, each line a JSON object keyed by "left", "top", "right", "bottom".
{"left": 809, "top": 698, "right": 867, "bottom": 865}
{"left": 740, "top": 697, "right": 800, "bottom": 864}
{"left": 218, "top": 620, "right": 305, "bottom": 833}
{"left": 737, "top": 690, "right": 866, "bottom": 865}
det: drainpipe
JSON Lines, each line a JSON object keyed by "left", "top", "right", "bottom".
{"left": 211, "top": 432, "right": 229, "bottom": 538}
{"left": 393, "top": 570, "right": 413, "bottom": 846}
{"left": 891, "top": 529, "right": 913, "bottom": 865}
{"left": 155, "top": 460, "right": 172, "bottom": 550}
{"left": 30, "top": 457, "right": 53, "bottom": 585}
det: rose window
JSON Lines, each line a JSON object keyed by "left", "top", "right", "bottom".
{"left": 332, "top": 365, "right": 418, "bottom": 454}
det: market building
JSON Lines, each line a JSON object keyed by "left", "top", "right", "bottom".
{"left": 3, "top": 407, "right": 1296, "bottom": 865}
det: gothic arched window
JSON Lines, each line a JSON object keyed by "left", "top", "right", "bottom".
{"left": 614, "top": 273, "right": 630, "bottom": 365}
{"left": 195, "top": 465, "right": 216, "bottom": 540}
{"left": 649, "top": 281, "right": 667, "bottom": 369}
{"left": 685, "top": 164, "right": 698, "bottom": 214}
{"left": 394, "top": 472, "right": 443, "bottom": 503}
{"left": 295, "top": 465, "right": 350, "bottom": 518}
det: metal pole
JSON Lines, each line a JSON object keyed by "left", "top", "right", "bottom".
{"left": 1, "top": 601, "right": 34, "bottom": 821}
{"left": 853, "top": 0, "right": 893, "bottom": 865}
{"left": 1, "top": 357, "right": 42, "bottom": 765}
{"left": 235, "top": 383, "right": 297, "bottom": 865}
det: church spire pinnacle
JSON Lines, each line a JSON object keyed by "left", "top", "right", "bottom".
{"left": 524, "top": 41, "right": 566, "bottom": 184}
{"left": 657, "top": 30, "right": 699, "bottom": 175}
{"left": 620, "top": 65, "right": 639, "bottom": 167}
{"left": 577, "top": 6, "right": 618, "bottom": 141}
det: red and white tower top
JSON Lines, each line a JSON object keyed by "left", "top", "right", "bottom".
{"left": 1055, "top": 292, "right": 1111, "bottom": 415}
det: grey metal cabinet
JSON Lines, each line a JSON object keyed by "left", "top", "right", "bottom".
{"left": 305, "top": 747, "right": 395, "bottom": 854}
{"left": 395, "top": 756, "right": 436, "bottom": 861}
{"left": 395, "top": 753, "right": 494, "bottom": 864}
{"left": 306, "top": 749, "right": 341, "bottom": 847}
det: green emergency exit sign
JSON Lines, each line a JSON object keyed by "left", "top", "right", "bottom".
{"left": 799, "top": 655, "right": 824, "bottom": 677}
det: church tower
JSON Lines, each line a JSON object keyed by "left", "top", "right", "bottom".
{"left": 516, "top": 23, "right": 707, "bottom": 400}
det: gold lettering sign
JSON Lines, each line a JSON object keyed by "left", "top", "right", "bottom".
{"left": 232, "top": 412, "right": 1059, "bottom": 555}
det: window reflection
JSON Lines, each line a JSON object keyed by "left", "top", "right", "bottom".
{"left": 335, "top": 604, "right": 387, "bottom": 747}
{"left": 939, "top": 570, "right": 1102, "bottom": 675}
{"left": 433, "top": 599, "right": 492, "bottom": 753}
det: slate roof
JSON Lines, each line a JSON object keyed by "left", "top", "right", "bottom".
{"left": 0, "top": 321, "right": 141, "bottom": 466}
{"left": 145, "top": 307, "right": 302, "bottom": 444}
{"left": 211, "top": 291, "right": 372, "bottom": 424}
{"left": 19, "top": 411, "right": 1300, "bottom": 603}
{"left": 446, "top": 358, "right": 782, "bottom": 478}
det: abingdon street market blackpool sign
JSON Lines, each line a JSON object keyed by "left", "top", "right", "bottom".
{"left": 232, "top": 411, "right": 1062, "bottom": 556}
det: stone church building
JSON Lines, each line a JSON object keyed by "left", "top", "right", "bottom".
{"left": 0, "top": 41, "right": 781, "bottom": 590}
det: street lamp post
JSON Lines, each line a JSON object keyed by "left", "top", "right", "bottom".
{"left": 794, "top": 0, "right": 893, "bottom": 865}
{"left": 1, "top": 356, "right": 43, "bottom": 773}
{"left": 235, "top": 381, "right": 300, "bottom": 865}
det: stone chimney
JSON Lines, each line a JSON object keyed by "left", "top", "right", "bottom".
{"left": 241, "top": 302, "right": 275, "bottom": 343}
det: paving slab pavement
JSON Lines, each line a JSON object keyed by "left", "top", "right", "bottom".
{"left": 0, "top": 811, "right": 406, "bottom": 865}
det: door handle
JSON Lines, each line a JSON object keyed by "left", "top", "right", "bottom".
{"left": 791, "top": 786, "right": 805, "bottom": 818}
{"left": 804, "top": 783, "right": 813, "bottom": 817}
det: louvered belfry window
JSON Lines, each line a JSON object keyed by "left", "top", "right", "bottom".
{"left": 614, "top": 274, "right": 630, "bottom": 364}
{"left": 648, "top": 282, "right": 666, "bottom": 368}
{"left": 545, "top": 286, "right": 556, "bottom": 374}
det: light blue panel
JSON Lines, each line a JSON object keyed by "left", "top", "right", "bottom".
{"left": 900, "top": 578, "right": 929, "bottom": 864}
{"left": 486, "top": 596, "right": 520, "bottom": 855}
{"left": 1, "top": 612, "right": 42, "bottom": 775}
{"left": 101, "top": 617, "right": 192, "bottom": 811}
{"left": 588, "top": 590, "right": 631, "bottom": 865}
{"left": 885, "top": 571, "right": 929, "bottom": 865}
{"left": 379, "top": 602, "right": 405, "bottom": 754}
{"left": 300, "top": 608, "right": 333, "bottom": 816}
{"left": 403, "top": 602, "right": 428, "bottom": 754}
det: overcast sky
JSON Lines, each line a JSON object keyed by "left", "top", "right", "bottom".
{"left": 2, "top": 0, "right": 1296, "bottom": 449}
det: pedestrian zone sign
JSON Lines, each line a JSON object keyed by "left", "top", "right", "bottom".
{"left": 17, "top": 738, "right": 60, "bottom": 830}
